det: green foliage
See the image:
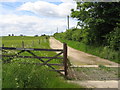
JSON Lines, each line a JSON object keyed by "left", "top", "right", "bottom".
{"left": 64, "top": 29, "right": 73, "bottom": 40}
{"left": 71, "top": 28, "right": 84, "bottom": 42}
{"left": 54, "top": 32, "right": 65, "bottom": 39}
{"left": 106, "top": 27, "right": 120, "bottom": 50}
{"left": 99, "top": 64, "right": 106, "bottom": 68}
{"left": 71, "top": 2, "right": 120, "bottom": 47}
{"left": 3, "top": 63, "right": 81, "bottom": 88}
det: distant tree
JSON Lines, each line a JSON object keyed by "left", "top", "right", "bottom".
{"left": 8, "top": 34, "right": 11, "bottom": 36}
{"left": 41, "top": 34, "right": 46, "bottom": 36}
{"left": 12, "top": 34, "right": 14, "bottom": 36}
{"left": 20, "top": 34, "right": 23, "bottom": 36}
{"left": 34, "top": 35, "right": 38, "bottom": 37}
{"left": 45, "top": 36, "right": 49, "bottom": 39}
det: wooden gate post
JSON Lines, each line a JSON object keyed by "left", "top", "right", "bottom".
{"left": 63, "top": 43, "right": 68, "bottom": 76}
{"left": 22, "top": 41, "right": 24, "bottom": 48}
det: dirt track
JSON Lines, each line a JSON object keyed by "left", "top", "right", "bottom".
{"left": 49, "top": 37, "right": 119, "bottom": 66}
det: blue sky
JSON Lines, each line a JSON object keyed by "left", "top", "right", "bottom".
{"left": 1, "top": 2, "right": 38, "bottom": 16}
{"left": 0, "top": 1, "right": 62, "bottom": 15}
{"left": 0, "top": 0, "right": 77, "bottom": 36}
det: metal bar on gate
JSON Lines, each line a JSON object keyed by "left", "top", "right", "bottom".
{"left": 0, "top": 47, "right": 63, "bottom": 52}
{"left": 1, "top": 55, "right": 63, "bottom": 59}
{"left": 2, "top": 50, "right": 25, "bottom": 63}
{"left": 26, "top": 50, "right": 62, "bottom": 74}
{"left": 43, "top": 51, "right": 63, "bottom": 65}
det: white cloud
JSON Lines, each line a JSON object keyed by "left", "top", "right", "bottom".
{"left": 60, "top": 0, "right": 74, "bottom": 2}
{"left": 0, "top": 0, "right": 77, "bottom": 36}
{"left": 0, "top": 14, "right": 77, "bottom": 36}
{"left": 0, "top": 0, "right": 62, "bottom": 2}
{"left": 18, "top": 1, "right": 76, "bottom": 18}
{"left": 0, "top": 0, "right": 76, "bottom": 2}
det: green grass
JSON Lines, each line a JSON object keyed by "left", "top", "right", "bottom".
{"left": 55, "top": 37, "right": 120, "bottom": 64}
{"left": 2, "top": 36, "right": 83, "bottom": 88}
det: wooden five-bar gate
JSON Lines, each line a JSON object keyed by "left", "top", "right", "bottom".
{"left": 0, "top": 43, "right": 68, "bottom": 77}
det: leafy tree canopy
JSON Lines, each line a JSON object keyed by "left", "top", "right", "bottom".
{"left": 71, "top": 2, "right": 120, "bottom": 46}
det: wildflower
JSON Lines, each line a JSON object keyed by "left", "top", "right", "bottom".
{"left": 28, "top": 76, "right": 30, "bottom": 79}
{"left": 15, "top": 78, "right": 18, "bottom": 81}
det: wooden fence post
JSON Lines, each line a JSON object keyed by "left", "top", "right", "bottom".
{"left": 22, "top": 41, "right": 24, "bottom": 48}
{"left": 2, "top": 44, "right": 4, "bottom": 47}
{"left": 39, "top": 39, "right": 40, "bottom": 44}
{"left": 32, "top": 41, "right": 34, "bottom": 46}
{"left": 63, "top": 43, "right": 68, "bottom": 76}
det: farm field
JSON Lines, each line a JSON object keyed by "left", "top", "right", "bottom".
{"left": 1, "top": 36, "right": 82, "bottom": 88}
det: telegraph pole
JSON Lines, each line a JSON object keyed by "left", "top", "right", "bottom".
{"left": 51, "top": 31, "right": 52, "bottom": 35}
{"left": 67, "top": 15, "right": 69, "bottom": 30}
{"left": 57, "top": 27, "right": 58, "bottom": 33}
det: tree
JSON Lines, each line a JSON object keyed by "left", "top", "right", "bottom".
{"left": 71, "top": 2, "right": 120, "bottom": 45}
{"left": 34, "top": 35, "right": 38, "bottom": 37}
{"left": 12, "top": 34, "right": 14, "bottom": 36}
{"left": 41, "top": 34, "right": 46, "bottom": 36}
{"left": 20, "top": 34, "right": 23, "bottom": 36}
{"left": 8, "top": 34, "right": 11, "bottom": 36}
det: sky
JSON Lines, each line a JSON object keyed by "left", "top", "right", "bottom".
{"left": 0, "top": 0, "right": 78, "bottom": 36}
